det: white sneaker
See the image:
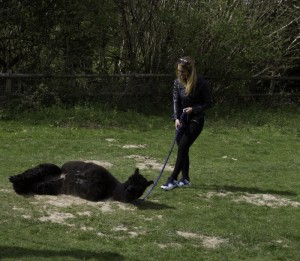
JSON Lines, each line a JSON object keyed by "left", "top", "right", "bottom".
{"left": 177, "top": 179, "right": 190, "bottom": 187}
{"left": 161, "top": 179, "right": 177, "bottom": 191}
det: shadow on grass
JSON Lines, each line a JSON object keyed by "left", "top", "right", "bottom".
{"left": 198, "top": 185, "right": 297, "bottom": 196}
{"left": 132, "top": 199, "right": 176, "bottom": 210}
{"left": 0, "top": 246, "right": 124, "bottom": 260}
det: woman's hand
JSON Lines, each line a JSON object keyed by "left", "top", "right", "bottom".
{"left": 183, "top": 107, "right": 193, "bottom": 114}
{"left": 175, "top": 119, "right": 181, "bottom": 130}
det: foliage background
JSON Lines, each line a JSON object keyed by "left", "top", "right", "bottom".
{"left": 0, "top": 0, "right": 299, "bottom": 109}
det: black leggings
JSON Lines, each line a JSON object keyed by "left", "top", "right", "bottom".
{"left": 170, "top": 118, "right": 204, "bottom": 181}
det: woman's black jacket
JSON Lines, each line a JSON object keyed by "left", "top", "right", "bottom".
{"left": 173, "top": 75, "right": 212, "bottom": 123}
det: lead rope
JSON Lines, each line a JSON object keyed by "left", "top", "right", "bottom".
{"left": 142, "top": 111, "right": 186, "bottom": 201}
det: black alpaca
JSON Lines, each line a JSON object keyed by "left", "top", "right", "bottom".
{"left": 9, "top": 161, "right": 153, "bottom": 203}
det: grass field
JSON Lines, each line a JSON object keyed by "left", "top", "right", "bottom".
{"left": 0, "top": 105, "right": 299, "bottom": 260}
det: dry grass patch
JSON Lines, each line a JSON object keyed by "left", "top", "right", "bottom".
{"left": 122, "top": 144, "right": 148, "bottom": 149}
{"left": 38, "top": 212, "right": 75, "bottom": 224}
{"left": 9, "top": 193, "right": 146, "bottom": 240}
{"left": 157, "top": 243, "right": 182, "bottom": 249}
{"left": 201, "top": 191, "right": 300, "bottom": 208}
{"left": 125, "top": 154, "right": 173, "bottom": 171}
{"left": 233, "top": 193, "right": 300, "bottom": 208}
{"left": 177, "top": 231, "right": 229, "bottom": 249}
{"left": 31, "top": 194, "right": 136, "bottom": 212}
{"left": 105, "top": 138, "right": 148, "bottom": 149}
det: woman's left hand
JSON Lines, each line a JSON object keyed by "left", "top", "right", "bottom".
{"left": 183, "top": 107, "right": 193, "bottom": 114}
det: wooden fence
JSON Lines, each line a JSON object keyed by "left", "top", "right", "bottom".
{"left": 0, "top": 71, "right": 299, "bottom": 106}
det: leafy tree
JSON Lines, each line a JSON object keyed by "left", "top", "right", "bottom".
{"left": 1, "top": 0, "right": 299, "bottom": 103}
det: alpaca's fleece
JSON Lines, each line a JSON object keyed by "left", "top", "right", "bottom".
{"left": 9, "top": 161, "right": 153, "bottom": 203}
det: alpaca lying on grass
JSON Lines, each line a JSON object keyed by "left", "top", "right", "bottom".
{"left": 9, "top": 161, "right": 153, "bottom": 203}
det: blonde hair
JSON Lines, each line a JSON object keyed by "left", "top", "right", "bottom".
{"left": 176, "top": 56, "right": 197, "bottom": 95}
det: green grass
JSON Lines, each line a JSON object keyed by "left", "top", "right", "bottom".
{"left": 0, "top": 105, "right": 299, "bottom": 260}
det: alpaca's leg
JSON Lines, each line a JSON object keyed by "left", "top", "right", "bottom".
{"left": 9, "top": 164, "right": 62, "bottom": 194}
{"left": 33, "top": 178, "right": 64, "bottom": 195}
{"left": 9, "top": 164, "right": 61, "bottom": 183}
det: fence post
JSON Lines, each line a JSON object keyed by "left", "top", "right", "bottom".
{"left": 5, "top": 70, "right": 12, "bottom": 94}
{"left": 269, "top": 72, "right": 276, "bottom": 94}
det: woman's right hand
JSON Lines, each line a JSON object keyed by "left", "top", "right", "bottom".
{"left": 175, "top": 119, "right": 181, "bottom": 130}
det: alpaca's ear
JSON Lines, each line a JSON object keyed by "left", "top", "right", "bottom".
{"left": 134, "top": 168, "right": 139, "bottom": 175}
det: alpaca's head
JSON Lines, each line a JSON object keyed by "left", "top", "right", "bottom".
{"left": 122, "top": 169, "right": 153, "bottom": 202}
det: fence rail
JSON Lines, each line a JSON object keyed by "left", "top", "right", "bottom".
{"left": 0, "top": 72, "right": 173, "bottom": 79}
{"left": 0, "top": 72, "right": 299, "bottom": 108}
{"left": 1, "top": 72, "right": 300, "bottom": 81}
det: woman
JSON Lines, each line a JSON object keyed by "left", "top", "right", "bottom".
{"left": 161, "top": 56, "right": 212, "bottom": 191}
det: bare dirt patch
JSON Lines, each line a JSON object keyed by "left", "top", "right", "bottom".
{"left": 38, "top": 212, "right": 74, "bottom": 224}
{"left": 77, "top": 211, "right": 92, "bottom": 216}
{"left": 32, "top": 195, "right": 136, "bottom": 212}
{"left": 122, "top": 144, "right": 148, "bottom": 149}
{"left": 112, "top": 225, "right": 146, "bottom": 238}
{"left": 32, "top": 195, "right": 99, "bottom": 207}
{"left": 105, "top": 138, "right": 117, "bottom": 142}
{"left": 205, "top": 191, "right": 232, "bottom": 199}
{"left": 113, "top": 225, "right": 128, "bottom": 231}
{"left": 80, "top": 226, "right": 94, "bottom": 231}
{"left": 125, "top": 154, "right": 173, "bottom": 171}
{"left": 201, "top": 191, "right": 300, "bottom": 208}
{"left": 20, "top": 195, "right": 139, "bottom": 236}
{"left": 157, "top": 243, "right": 182, "bottom": 249}
{"left": 177, "top": 231, "right": 228, "bottom": 249}
{"left": 0, "top": 189, "right": 12, "bottom": 193}
{"left": 233, "top": 193, "right": 300, "bottom": 208}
